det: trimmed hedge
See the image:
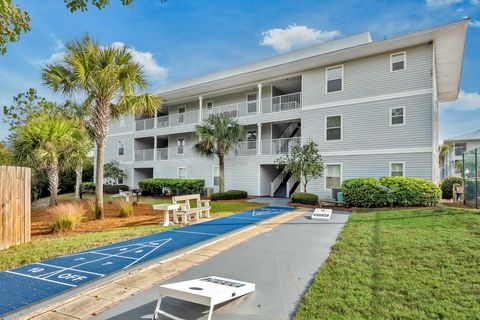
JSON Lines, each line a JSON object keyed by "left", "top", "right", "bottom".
{"left": 342, "top": 178, "right": 393, "bottom": 208}
{"left": 440, "top": 176, "right": 463, "bottom": 199}
{"left": 290, "top": 192, "right": 319, "bottom": 206}
{"left": 211, "top": 190, "right": 248, "bottom": 201}
{"left": 103, "top": 184, "right": 129, "bottom": 194}
{"left": 342, "top": 177, "right": 441, "bottom": 208}
{"left": 138, "top": 178, "right": 205, "bottom": 195}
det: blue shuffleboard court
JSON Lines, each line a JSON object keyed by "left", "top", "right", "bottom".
{"left": 0, "top": 205, "right": 294, "bottom": 317}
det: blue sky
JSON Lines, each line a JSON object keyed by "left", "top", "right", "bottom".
{"left": 0, "top": 0, "right": 479, "bottom": 141}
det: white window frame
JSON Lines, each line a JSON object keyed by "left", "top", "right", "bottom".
{"left": 177, "top": 106, "right": 186, "bottom": 124}
{"left": 325, "top": 64, "right": 344, "bottom": 94}
{"left": 246, "top": 129, "right": 257, "bottom": 150}
{"left": 324, "top": 163, "right": 343, "bottom": 190}
{"left": 118, "top": 140, "right": 125, "bottom": 156}
{"left": 176, "top": 137, "right": 185, "bottom": 155}
{"left": 390, "top": 51, "right": 407, "bottom": 72}
{"left": 325, "top": 114, "right": 343, "bottom": 142}
{"left": 119, "top": 116, "right": 125, "bottom": 128}
{"left": 390, "top": 106, "right": 406, "bottom": 126}
{"left": 212, "top": 166, "right": 220, "bottom": 187}
{"left": 177, "top": 167, "right": 187, "bottom": 179}
{"left": 246, "top": 92, "right": 258, "bottom": 114}
{"left": 389, "top": 161, "right": 405, "bottom": 177}
{"left": 117, "top": 170, "right": 124, "bottom": 184}
{"left": 205, "top": 100, "right": 214, "bottom": 112}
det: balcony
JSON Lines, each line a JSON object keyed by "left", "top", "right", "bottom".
{"left": 134, "top": 92, "right": 302, "bottom": 131}
{"left": 135, "top": 149, "right": 154, "bottom": 161}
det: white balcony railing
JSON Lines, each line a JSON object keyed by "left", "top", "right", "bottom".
{"left": 134, "top": 92, "right": 302, "bottom": 131}
{"left": 156, "top": 146, "right": 196, "bottom": 160}
{"left": 134, "top": 149, "right": 155, "bottom": 161}
{"left": 260, "top": 137, "right": 301, "bottom": 155}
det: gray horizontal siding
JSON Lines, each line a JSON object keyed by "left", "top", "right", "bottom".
{"left": 302, "top": 93, "right": 433, "bottom": 152}
{"left": 302, "top": 44, "right": 433, "bottom": 107}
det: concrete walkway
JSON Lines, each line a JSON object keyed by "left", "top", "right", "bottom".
{"left": 248, "top": 197, "right": 290, "bottom": 206}
{"left": 94, "top": 210, "right": 349, "bottom": 320}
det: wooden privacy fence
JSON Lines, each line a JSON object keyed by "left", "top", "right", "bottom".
{"left": 0, "top": 166, "right": 31, "bottom": 250}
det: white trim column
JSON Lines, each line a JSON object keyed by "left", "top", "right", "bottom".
{"left": 199, "top": 96, "right": 203, "bottom": 122}
{"left": 257, "top": 83, "right": 262, "bottom": 114}
{"left": 153, "top": 136, "right": 157, "bottom": 160}
{"left": 257, "top": 123, "right": 262, "bottom": 155}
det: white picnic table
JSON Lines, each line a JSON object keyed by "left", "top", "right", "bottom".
{"left": 153, "top": 203, "right": 180, "bottom": 226}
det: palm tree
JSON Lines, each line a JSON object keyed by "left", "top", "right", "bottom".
{"left": 193, "top": 114, "right": 245, "bottom": 193}
{"left": 42, "top": 35, "right": 161, "bottom": 219}
{"left": 11, "top": 115, "right": 83, "bottom": 207}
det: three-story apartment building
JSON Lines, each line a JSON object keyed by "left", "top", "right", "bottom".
{"left": 102, "top": 20, "right": 467, "bottom": 198}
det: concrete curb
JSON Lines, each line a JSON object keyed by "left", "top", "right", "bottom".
{"left": 16, "top": 207, "right": 309, "bottom": 320}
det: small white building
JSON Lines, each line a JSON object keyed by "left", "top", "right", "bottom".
{"left": 442, "top": 129, "right": 480, "bottom": 178}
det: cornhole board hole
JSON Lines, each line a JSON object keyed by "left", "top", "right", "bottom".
{"left": 311, "top": 208, "right": 332, "bottom": 220}
{"left": 153, "top": 276, "right": 255, "bottom": 320}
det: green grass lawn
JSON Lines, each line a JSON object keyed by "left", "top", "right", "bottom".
{"left": 295, "top": 208, "right": 480, "bottom": 320}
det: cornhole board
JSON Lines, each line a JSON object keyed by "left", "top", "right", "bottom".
{"left": 311, "top": 208, "right": 332, "bottom": 220}
{"left": 153, "top": 276, "right": 255, "bottom": 320}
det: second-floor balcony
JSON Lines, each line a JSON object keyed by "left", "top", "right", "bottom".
{"left": 135, "top": 92, "right": 302, "bottom": 132}
{"left": 133, "top": 137, "right": 301, "bottom": 162}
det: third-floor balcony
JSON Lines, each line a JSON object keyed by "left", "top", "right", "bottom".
{"left": 135, "top": 92, "right": 302, "bottom": 132}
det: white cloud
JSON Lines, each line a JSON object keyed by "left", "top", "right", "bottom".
{"left": 426, "top": 0, "right": 462, "bottom": 7}
{"left": 472, "top": 0, "right": 480, "bottom": 4}
{"left": 469, "top": 19, "right": 480, "bottom": 27}
{"left": 442, "top": 90, "right": 480, "bottom": 111}
{"left": 260, "top": 24, "right": 341, "bottom": 52}
{"left": 111, "top": 42, "right": 167, "bottom": 79}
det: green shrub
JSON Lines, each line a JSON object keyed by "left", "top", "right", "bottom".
{"left": 81, "top": 182, "right": 95, "bottom": 192}
{"left": 210, "top": 190, "right": 248, "bottom": 200}
{"left": 342, "top": 177, "right": 441, "bottom": 208}
{"left": 379, "top": 176, "right": 441, "bottom": 207}
{"left": 50, "top": 202, "right": 84, "bottom": 232}
{"left": 138, "top": 178, "right": 205, "bottom": 195}
{"left": 440, "top": 176, "right": 463, "bottom": 199}
{"left": 103, "top": 184, "right": 129, "bottom": 194}
{"left": 116, "top": 200, "right": 133, "bottom": 218}
{"left": 290, "top": 192, "right": 319, "bottom": 205}
{"left": 342, "top": 178, "right": 393, "bottom": 208}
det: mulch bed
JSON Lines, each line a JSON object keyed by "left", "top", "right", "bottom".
{"left": 31, "top": 200, "right": 167, "bottom": 238}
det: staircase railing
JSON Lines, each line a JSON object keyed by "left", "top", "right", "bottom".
{"left": 270, "top": 171, "right": 287, "bottom": 197}
{"left": 279, "top": 122, "right": 299, "bottom": 139}
{"left": 285, "top": 175, "right": 298, "bottom": 197}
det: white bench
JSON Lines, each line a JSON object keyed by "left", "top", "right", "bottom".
{"left": 172, "top": 194, "right": 211, "bottom": 224}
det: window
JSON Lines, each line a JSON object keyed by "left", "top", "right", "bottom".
{"left": 206, "top": 101, "right": 213, "bottom": 113}
{"left": 178, "top": 106, "right": 186, "bottom": 124}
{"left": 326, "top": 65, "right": 343, "bottom": 93}
{"left": 325, "top": 164, "right": 341, "bottom": 189}
{"left": 454, "top": 143, "right": 467, "bottom": 156}
{"left": 326, "top": 115, "right": 342, "bottom": 141}
{"left": 246, "top": 130, "right": 257, "bottom": 150}
{"left": 390, "top": 107, "right": 405, "bottom": 126}
{"left": 391, "top": 52, "right": 406, "bottom": 72}
{"left": 213, "top": 166, "right": 220, "bottom": 187}
{"left": 119, "top": 116, "right": 125, "bottom": 127}
{"left": 117, "top": 171, "right": 124, "bottom": 184}
{"left": 177, "top": 137, "right": 185, "bottom": 155}
{"left": 390, "top": 162, "right": 405, "bottom": 176}
{"left": 178, "top": 167, "right": 187, "bottom": 179}
{"left": 246, "top": 93, "right": 257, "bottom": 113}
{"left": 118, "top": 140, "right": 125, "bottom": 156}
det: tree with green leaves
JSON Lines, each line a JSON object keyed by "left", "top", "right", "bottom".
{"left": 275, "top": 140, "right": 324, "bottom": 192}
{"left": 104, "top": 160, "right": 127, "bottom": 185}
{"left": 42, "top": 35, "right": 161, "bottom": 219}
{"left": 193, "top": 114, "right": 245, "bottom": 193}
{"left": 11, "top": 115, "right": 85, "bottom": 207}
{"left": 0, "top": 142, "right": 13, "bottom": 165}
{"left": 1, "top": 0, "right": 167, "bottom": 54}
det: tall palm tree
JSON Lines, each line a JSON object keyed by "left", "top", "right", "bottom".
{"left": 11, "top": 115, "right": 83, "bottom": 207}
{"left": 42, "top": 35, "right": 161, "bottom": 219}
{"left": 193, "top": 114, "right": 245, "bottom": 193}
